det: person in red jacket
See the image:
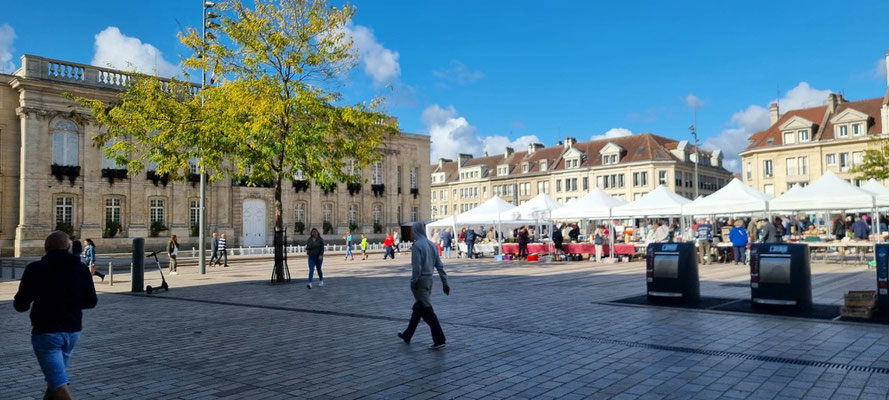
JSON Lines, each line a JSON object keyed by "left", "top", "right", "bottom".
{"left": 384, "top": 232, "right": 395, "bottom": 259}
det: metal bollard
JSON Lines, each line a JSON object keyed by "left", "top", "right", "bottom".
{"left": 132, "top": 238, "right": 144, "bottom": 293}
{"left": 108, "top": 262, "right": 113, "bottom": 286}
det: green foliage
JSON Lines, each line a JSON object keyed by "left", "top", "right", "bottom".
{"left": 853, "top": 138, "right": 889, "bottom": 180}
{"left": 294, "top": 221, "right": 305, "bottom": 235}
{"left": 150, "top": 222, "right": 168, "bottom": 238}
{"left": 55, "top": 222, "right": 74, "bottom": 236}
{"left": 373, "top": 222, "right": 383, "bottom": 234}
{"left": 349, "top": 222, "right": 359, "bottom": 233}
{"left": 323, "top": 221, "right": 334, "bottom": 235}
{"left": 190, "top": 225, "right": 200, "bottom": 237}
{"left": 103, "top": 223, "right": 120, "bottom": 239}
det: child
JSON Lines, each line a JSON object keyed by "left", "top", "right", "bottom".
{"left": 360, "top": 234, "right": 368, "bottom": 260}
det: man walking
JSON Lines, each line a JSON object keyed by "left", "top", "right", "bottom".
{"left": 343, "top": 230, "right": 354, "bottom": 261}
{"left": 398, "top": 221, "right": 450, "bottom": 350}
{"left": 14, "top": 231, "right": 98, "bottom": 400}
{"left": 383, "top": 231, "right": 395, "bottom": 260}
{"left": 393, "top": 229, "right": 402, "bottom": 254}
{"left": 208, "top": 232, "right": 220, "bottom": 266}
{"left": 696, "top": 218, "right": 713, "bottom": 265}
{"left": 215, "top": 233, "right": 229, "bottom": 267}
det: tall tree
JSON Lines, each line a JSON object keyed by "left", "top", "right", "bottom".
{"left": 73, "top": 0, "right": 398, "bottom": 281}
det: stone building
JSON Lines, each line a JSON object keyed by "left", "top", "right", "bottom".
{"left": 430, "top": 133, "right": 733, "bottom": 219}
{"left": 740, "top": 51, "right": 889, "bottom": 195}
{"left": 0, "top": 55, "right": 429, "bottom": 256}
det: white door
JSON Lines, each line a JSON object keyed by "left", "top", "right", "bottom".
{"left": 242, "top": 199, "right": 267, "bottom": 247}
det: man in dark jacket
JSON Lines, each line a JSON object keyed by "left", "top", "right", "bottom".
{"left": 760, "top": 218, "right": 783, "bottom": 243}
{"left": 465, "top": 226, "right": 476, "bottom": 259}
{"left": 208, "top": 232, "right": 220, "bottom": 266}
{"left": 398, "top": 221, "right": 450, "bottom": 349}
{"left": 552, "top": 224, "right": 564, "bottom": 254}
{"left": 440, "top": 228, "right": 453, "bottom": 259}
{"left": 851, "top": 217, "right": 870, "bottom": 240}
{"left": 14, "top": 231, "right": 97, "bottom": 400}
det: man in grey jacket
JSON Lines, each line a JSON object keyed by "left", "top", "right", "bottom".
{"left": 398, "top": 221, "right": 450, "bottom": 349}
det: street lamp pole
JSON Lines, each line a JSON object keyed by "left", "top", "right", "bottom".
{"left": 199, "top": 0, "right": 217, "bottom": 275}
{"left": 689, "top": 108, "right": 700, "bottom": 199}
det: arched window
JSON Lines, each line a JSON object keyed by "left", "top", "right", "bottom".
{"left": 349, "top": 204, "right": 359, "bottom": 225}
{"left": 52, "top": 120, "right": 79, "bottom": 166}
{"left": 322, "top": 203, "right": 334, "bottom": 224}
{"left": 294, "top": 202, "right": 306, "bottom": 224}
{"left": 373, "top": 204, "right": 383, "bottom": 224}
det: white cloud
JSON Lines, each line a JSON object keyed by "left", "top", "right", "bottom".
{"left": 0, "top": 24, "right": 16, "bottom": 73}
{"left": 433, "top": 60, "right": 484, "bottom": 85}
{"left": 685, "top": 93, "right": 703, "bottom": 109}
{"left": 341, "top": 24, "right": 400, "bottom": 86}
{"left": 91, "top": 27, "right": 179, "bottom": 77}
{"left": 424, "top": 104, "right": 541, "bottom": 161}
{"left": 703, "top": 82, "right": 831, "bottom": 172}
{"left": 875, "top": 58, "right": 887, "bottom": 78}
{"left": 590, "top": 128, "right": 633, "bottom": 141}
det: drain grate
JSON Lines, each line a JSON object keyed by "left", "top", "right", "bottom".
{"left": 121, "top": 292, "right": 889, "bottom": 376}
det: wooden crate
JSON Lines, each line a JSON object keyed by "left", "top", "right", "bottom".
{"left": 844, "top": 290, "right": 877, "bottom": 308}
{"left": 841, "top": 306, "right": 874, "bottom": 319}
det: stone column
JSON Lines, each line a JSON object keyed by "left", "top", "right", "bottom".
{"left": 14, "top": 109, "right": 49, "bottom": 256}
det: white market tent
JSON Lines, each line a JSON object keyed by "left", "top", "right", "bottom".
{"left": 768, "top": 171, "right": 875, "bottom": 212}
{"left": 551, "top": 188, "right": 627, "bottom": 220}
{"left": 681, "top": 178, "right": 772, "bottom": 216}
{"left": 501, "top": 193, "right": 564, "bottom": 221}
{"left": 612, "top": 185, "right": 692, "bottom": 218}
{"left": 862, "top": 179, "right": 889, "bottom": 208}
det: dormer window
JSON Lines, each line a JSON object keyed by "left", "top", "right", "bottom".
{"left": 522, "top": 162, "right": 530, "bottom": 173}
{"left": 540, "top": 161, "right": 547, "bottom": 171}
{"left": 853, "top": 123, "right": 862, "bottom": 136}
{"left": 497, "top": 165, "right": 509, "bottom": 176}
{"left": 837, "top": 125, "right": 848, "bottom": 138}
{"left": 783, "top": 132, "right": 794, "bottom": 144}
{"left": 603, "top": 154, "right": 618, "bottom": 165}
{"left": 565, "top": 159, "right": 580, "bottom": 168}
{"left": 798, "top": 130, "right": 809, "bottom": 142}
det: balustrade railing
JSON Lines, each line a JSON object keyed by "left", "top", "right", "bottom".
{"left": 18, "top": 55, "right": 198, "bottom": 92}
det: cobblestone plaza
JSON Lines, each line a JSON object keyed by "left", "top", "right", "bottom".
{"left": 2, "top": 256, "right": 888, "bottom": 399}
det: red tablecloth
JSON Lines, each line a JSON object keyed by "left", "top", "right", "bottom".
{"left": 500, "top": 243, "right": 639, "bottom": 255}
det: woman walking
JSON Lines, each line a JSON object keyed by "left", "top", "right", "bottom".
{"left": 82, "top": 238, "right": 104, "bottom": 282}
{"left": 306, "top": 228, "right": 325, "bottom": 289}
{"left": 343, "top": 231, "right": 354, "bottom": 261}
{"left": 167, "top": 235, "right": 179, "bottom": 275}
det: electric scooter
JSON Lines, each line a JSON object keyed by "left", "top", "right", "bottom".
{"left": 145, "top": 250, "right": 169, "bottom": 294}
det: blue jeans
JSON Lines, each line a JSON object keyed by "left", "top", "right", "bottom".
{"left": 384, "top": 246, "right": 394, "bottom": 259}
{"left": 443, "top": 246, "right": 451, "bottom": 259}
{"left": 308, "top": 255, "right": 323, "bottom": 282}
{"left": 733, "top": 246, "right": 747, "bottom": 264}
{"left": 467, "top": 241, "right": 475, "bottom": 258}
{"left": 32, "top": 332, "right": 81, "bottom": 390}
{"left": 345, "top": 245, "right": 353, "bottom": 259}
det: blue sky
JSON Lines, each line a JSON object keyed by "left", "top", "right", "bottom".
{"left": 3, "top": 1, "right": 889, "bottom": 171}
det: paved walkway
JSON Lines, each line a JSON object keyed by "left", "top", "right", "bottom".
{"left": 1, "top": 256, "right": 887, "bottom": 399}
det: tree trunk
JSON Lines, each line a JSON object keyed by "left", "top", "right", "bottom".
{"left": 272, "top": 176, "right": 288, "bottom": 282}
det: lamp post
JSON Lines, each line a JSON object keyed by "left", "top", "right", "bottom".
{"left": 689, "top": 109, "right": 700, "bottom": 199}
{"left": 199, "top": 0, "right": 219, "bottom": 275}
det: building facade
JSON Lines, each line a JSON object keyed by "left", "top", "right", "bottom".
{"left": 740, "top": 52, "right": 889, "bottom": 195}
{"left": 0, "top": 55, "right": 430, "bottom": 256}
{"left": 430, "top": 133, "right": 733, "bottom": 219}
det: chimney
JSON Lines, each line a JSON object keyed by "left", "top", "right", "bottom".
{"left": 828, "top": 93, "right": 839, "bottom": 113}
{"left": 564, "top": 137, "right": 577, "bottom": 148}
{"left": 438, "top": 158, "right": 452, "bottom": 169}
{"left": 769, "top": 103, "right": 779, "bottom": 125}
{"left": 504, "top": 147, "right": 514, "bottom": 158}
{"left": 457, "top": 153, "right": 473, "bottom": 168}
{"left": 556, "top": 140, "right": 563, "bottom": 146}
{"left": 484, "top": 151, "right": 489, "bottom": 157}
{"left": 528, "top": 143, "right": 544, "bottom": 154}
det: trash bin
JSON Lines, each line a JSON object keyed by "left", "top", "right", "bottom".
{"left": 750, "top": 243, "right": 812, "bottom": 310}
{"left": 646, "top": 242, "right": 700, "bottom": 302}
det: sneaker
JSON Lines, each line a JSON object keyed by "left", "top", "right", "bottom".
{"left": 428, "top": 343, "right": 446, "bottom": 350}
{"left": 170, "top": 271, "right": 178, "bottom": 275}
{"left": 397, "top": 332, "right": 410, "bottom": 344}
{"left": 306, "top": 282, "right": 313, "bottom": 289}
{"left": 319, "top": 280, "right": 324, "bottom": 287}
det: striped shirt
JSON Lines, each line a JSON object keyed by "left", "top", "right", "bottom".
{"left": 218, "top": 237, "right": 227, "bottom": 251}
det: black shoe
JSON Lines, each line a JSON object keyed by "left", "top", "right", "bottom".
{"left": 428, "top": 343, "right": 446, "bottom": 350}
{"left": 223, "top": 265, "right": 229, "bottom": 268}
{"left": 398, "top": 332, "right": 410, "bottom": 344}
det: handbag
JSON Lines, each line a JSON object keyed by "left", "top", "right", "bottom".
{"left": 594, "top": 234, "right": 604, "bottom": 245}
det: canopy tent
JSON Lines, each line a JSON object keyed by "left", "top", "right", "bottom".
{"left": 501, "top": 193, "right": 564, "bottom": 221}
{"left": 551, "top": 188, "right": 628, "bottom": 220}
{"left": 769, "top": 171, "right": 875, "bottom": 212}
{"left": 612, "top": 185, "right": 692, "bottom": 218}
{"left": 862, "top": 179, "right": 889, "bottom": 208}
{"left": 681, "top": 178, "right": 772, "bottom": 216}
{"left": 426, "top": 196, "right": 530, "bottom": 228}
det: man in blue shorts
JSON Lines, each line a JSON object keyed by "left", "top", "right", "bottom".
{"left": 14, "top": 231, "right": 98, "bottom": 399}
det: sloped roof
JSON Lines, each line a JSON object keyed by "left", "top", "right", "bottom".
{"left": 745, "top": 106, "right": 827, "bottom": 151}
{"left": 821, "top": 97, "right": 883, "bottom": 140}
